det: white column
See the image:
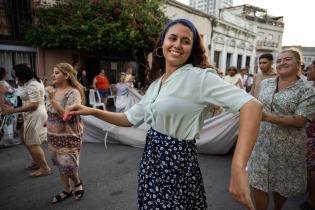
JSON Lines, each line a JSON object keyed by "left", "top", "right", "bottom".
{"left": 249, "top": 45, "right": 256, "bottom": 74}
{"left": 241, "top": 43, "right": 247, "bottom": 68}
{"left": 219, "top": 37, "right": 227, "bottom": 72}
{"left": 231, "top": 41, "right": 238, "bottom": 66}
{"left": 210, "top": 39, "right": 215, "bottom": 65}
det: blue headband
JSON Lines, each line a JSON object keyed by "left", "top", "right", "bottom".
{"left": 159, "top": 18, "right": 199, "bottom": 50}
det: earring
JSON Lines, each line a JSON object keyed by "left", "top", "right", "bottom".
{"left": 154, "top": 47, "right": 164, "bottom": 58}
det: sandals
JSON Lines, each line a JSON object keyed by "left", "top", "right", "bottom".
{"left": 25, "top": 163, "right": 39, "bottom": 171}
{"left": 51, "top": 190, "right": 73, "bottom": 204}
{"left": 74, "top": 181, "right": 84, "bottom": 200}
{"left": 29, "top": 169, "right": 52, "bottom": 177}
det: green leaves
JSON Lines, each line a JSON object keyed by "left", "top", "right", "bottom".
{"left": 25, "top": 0, "right": 169, "bottom": 59}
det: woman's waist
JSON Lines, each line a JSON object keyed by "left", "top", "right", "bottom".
{"left": 48, "top": 144, "right": 80, "bottom": 154}
{"left": 148, "top": 127, "right": 196, "bottom": 143}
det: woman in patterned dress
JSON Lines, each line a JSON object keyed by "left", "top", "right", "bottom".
{"left": 300, "top": 60, "right": 315, "bottom": 210}
{"left": 46, "top": 63, "right": 85, "bottom": 203}
{"left": 0, "top": 66, "right": 17, "bottom": 146}
{"left": 247, "top": 49, "right": 315, "bottom": 210}
{"left": 68, "top": 19, "right": 262, "bottom": 210}
{"left": 2, "top": 64, "right": 51, "bottom": 176}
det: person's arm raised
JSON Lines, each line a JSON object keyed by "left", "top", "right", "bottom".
{"left": 68, "top": 104, "right": 132, "bottom": 127}
{"left": 229, "top": 98, "right": 262, "bottom": 210}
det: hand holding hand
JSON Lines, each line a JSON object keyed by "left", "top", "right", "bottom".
{"left": 229, "top": 165, "right": 255, "bottom": 210}
{"left": 1, "top": 107, "right": 15, "bottom": 115}
{"left": 67, "top": 104, "right": 93, "bottom": 116}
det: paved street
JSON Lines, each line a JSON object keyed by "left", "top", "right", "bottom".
{"left": 0, "top": 142, "right": 305, "bottom": 210}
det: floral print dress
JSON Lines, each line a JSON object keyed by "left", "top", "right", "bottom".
{"left": 306, "top": 113, "right": 315, "bottom": 175}
{"left": 46, "top": 89, "right": 83, "bottom": 176}
{"left": 0, "top": 80, "right": 16, "bottom": 142}
{"left": 248, "top": 78, "right": 315, "bottom": 197}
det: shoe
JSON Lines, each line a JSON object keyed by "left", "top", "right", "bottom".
{"left": 74, "top": 181, "right": 84, "bottom": 200}
{"left": 29, "top": 169, "right": 52, "bottom": 177}
{"left": 25, "top": 163, "right": 39, "bottom": 171}
{"left": 300, "top": 200, "right": 315, "bottom": 210}
{"left": 51, "top": 190, "right": 73, "bottom": 204}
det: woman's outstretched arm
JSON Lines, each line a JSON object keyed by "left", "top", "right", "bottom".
{"left": 229, "top": 98, "right": 262, "bottom": 210}
{"left": 68, "top": 104, "right": 132, "bottom": 127}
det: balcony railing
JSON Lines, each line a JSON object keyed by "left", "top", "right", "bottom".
{"left": 256, "top": 40, "right": 280, "bottom": 50}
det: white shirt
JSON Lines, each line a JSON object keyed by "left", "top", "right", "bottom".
{"left": 224, "top": 74, "right": 243, "bottom": 88}
{"left": 124, "top": 64, "right": 253, "bottom": 140}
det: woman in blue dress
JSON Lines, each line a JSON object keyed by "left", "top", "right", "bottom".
{"left": 68, "top": 19, "right": 262, "bottom": 210}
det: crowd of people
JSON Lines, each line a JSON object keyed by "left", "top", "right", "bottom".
{"left": 0, "top": 18, "right": 314, "bottom": 210}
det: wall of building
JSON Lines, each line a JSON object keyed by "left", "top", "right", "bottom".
{"left": 37, "top": 48, "right": 74, "bottom": 80}
{"left": 212, "top": 10, "right": 257, "bottom": 74}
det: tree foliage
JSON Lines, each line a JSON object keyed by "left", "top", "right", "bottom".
{"left": 25, "top": 0, "right": 169, "bottom": 60}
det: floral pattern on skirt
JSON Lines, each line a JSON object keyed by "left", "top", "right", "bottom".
{"left": 50, "top": 152, "right": 80, "bottom": 176}
{"left": 138, "top": 128, "right": 207, "bottom": 210}
{"left": 306, "top": 118, "right": 315, "bottom": 175}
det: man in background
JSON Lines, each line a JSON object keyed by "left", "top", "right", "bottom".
{"left": 250, "top": 53, "right": 277, "bottom": 98}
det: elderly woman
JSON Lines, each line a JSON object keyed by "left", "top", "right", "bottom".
{"left": 248, "top": 49, "right": 315, "bottom": 210}
{"left": 224, "top": 66, "right": 244, "bottom": 89}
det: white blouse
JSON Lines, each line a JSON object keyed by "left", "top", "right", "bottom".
{"left": 125, "top": 64, "right": 253, "bottom": 140}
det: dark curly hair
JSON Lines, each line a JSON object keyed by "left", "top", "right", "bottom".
{"left": 13, "top": 64, "right": 40, "bottom": 83}
{"left": 149, "top": 19, "right": 214, "bottom": 84}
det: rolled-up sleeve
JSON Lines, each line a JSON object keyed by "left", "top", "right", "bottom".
{"left": 200, "top": 70, "right": 254, "bottom": 113}
{"left": 124, "top": 94, "right": 147, "bottom": 127}
{"left": 295, "top": 86, "right": 315, "bottom": 121}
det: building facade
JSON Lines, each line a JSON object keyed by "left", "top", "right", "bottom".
{"left": 189, "top": 0, "right": 233, "bottom": 16}
{"left": 223, "top": 5, "right": 284, "bottom": 56}
{"left": 0, "top": 0, "right": 38, "bottom": 79}
{"left": 221, "top": 5, "right": 284, "bottom": 72}
{"left": 211, "top": 9, "right": 257, "bottom": 74}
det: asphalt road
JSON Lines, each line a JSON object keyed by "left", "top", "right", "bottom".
{"left": 0, "top": 142, "right": 305, "bottom": 210}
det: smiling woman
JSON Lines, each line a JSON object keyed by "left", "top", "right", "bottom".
{"left": 67, "top": 19, "right": 263, "bottom": 210}
{"left": 248, "top": 48, "right": 315, "bottom": 210}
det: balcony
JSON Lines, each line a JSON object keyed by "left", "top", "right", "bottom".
{"left": 256, "top": 40, "right": 280, "bottom": 51}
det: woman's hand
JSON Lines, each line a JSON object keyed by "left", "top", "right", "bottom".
{"left": 262, "top": 112, "right": 270, "bottom": 121}
{"left": 46, "top": 86, "right": 55, "bottom": 100}
{"left": 229, "top": 165, "right": 255, "bottom": 210}
{"left": 67, "top": 104, "right": 94, "bottom": 116}
{"left": 1, "top": 107, "right": 15, "bottom": 115}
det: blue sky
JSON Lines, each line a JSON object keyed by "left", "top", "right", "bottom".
{"left": 178, "top": 0, "right": 314, "bottom": 47}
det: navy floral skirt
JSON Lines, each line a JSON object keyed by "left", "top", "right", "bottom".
{"left": 138, "top": 128, "right": 207, "bottom": 210}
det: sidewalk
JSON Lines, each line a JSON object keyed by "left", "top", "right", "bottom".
{"left": 0, "top": 142, "right": 305, "bottom": 210}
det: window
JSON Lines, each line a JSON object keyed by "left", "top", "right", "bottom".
{"left": 0, "top": 0, "right": 32, "bottom": 41}
{"left": 214, "top": 51, "right": 221, "bottom": 68}
{"left": 226, "top": 53, "right": 232, "bottom": 69}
